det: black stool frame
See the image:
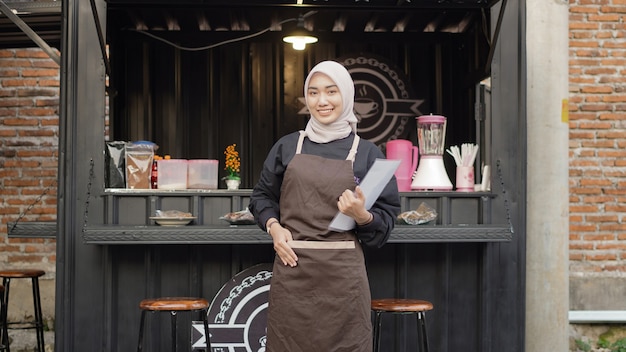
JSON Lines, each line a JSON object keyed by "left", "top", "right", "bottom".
{"left": 137, "top": 307, "right": 211, "bottom": 352}
{"left": 0, "top": 286, "right": 8, "bottom": 352}
{"left": 373, "top": 310, "right": 430, "bottom": 352}
{"left": 1, "top": 276, "right": 45, "bottom": 352}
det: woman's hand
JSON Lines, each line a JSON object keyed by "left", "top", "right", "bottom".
{"left": 337, "top": 186, "right": 373, "bottom": 225}
{"left": 268, "top": 221, "right": 298, "bottom": 267}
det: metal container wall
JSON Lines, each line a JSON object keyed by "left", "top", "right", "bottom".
{"left": 56, "top": 0, "right": 525, "bottom": 351}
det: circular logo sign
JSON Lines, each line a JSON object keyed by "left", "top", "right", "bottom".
{"left": 339, "top": 54, "right": 423, "bottom": 144}
{"left": 193, "top": 263, "right": 273, "bottom": 352}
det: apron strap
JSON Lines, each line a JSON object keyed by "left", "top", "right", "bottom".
{"left": 346, "top": 135, "right": 360, "bottom": 162}
{"left": 296, "top": 131, "right": 306, "bottom": 154}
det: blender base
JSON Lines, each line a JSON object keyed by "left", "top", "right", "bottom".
{"left": 411, "top": 156, "right": 453, "bottom": 191}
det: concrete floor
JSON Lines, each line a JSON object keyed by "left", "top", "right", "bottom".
{"left": 4, "top": 329, "right": 54, "bottom": 352}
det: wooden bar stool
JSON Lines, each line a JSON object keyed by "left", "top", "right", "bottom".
{"left": 371, "top": 298, "right": 434, "bottom": 352}
{"left": 0, "top": 285, "right": 7, "bottom": 352}
{"left": 137, "top": 297, "right": 211, "bottom": 352}
{"left": 0, "top": 269, "right": 46, "bottom": 352}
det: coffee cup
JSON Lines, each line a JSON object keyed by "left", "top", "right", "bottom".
{"left": 354, "top": 99, "right": 379, "bottom": 119}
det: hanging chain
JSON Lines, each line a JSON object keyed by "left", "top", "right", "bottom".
{"left": 496, "top": 159, "right": 514, "bottom": 234}
{"left": 8, "top": 179, "right": 58, "bottom": 234}
{"left": 82, "top": 159, "right": 95, "bottom": 233}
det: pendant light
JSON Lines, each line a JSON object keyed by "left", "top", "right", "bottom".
{"left": 282, "top": 15, "right": 318, "bottom": 50}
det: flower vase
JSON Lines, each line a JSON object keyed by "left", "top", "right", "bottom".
{"left": 225, "top": 179, "right": 241, "bottom": 190}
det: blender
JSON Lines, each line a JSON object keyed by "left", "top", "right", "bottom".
{"left": 411, "top": 114, "right": 453, "bottom": 190}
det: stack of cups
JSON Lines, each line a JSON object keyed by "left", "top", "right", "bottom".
{"left": 386, "top": 139, "right": 418, "bottom": 192}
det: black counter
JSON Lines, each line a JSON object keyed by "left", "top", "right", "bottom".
{"left": 8, "top": 189, "right": 512, "bottom": 243}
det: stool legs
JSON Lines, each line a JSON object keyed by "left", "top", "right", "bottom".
{"left": 373, "top": 311, "right": 383, "bottom": 352}
{"left": 0, "top": 270, "right": 46, "bottom": 352}
{"left": 416, "top": 311, "right": 429, "bottom": 352}
{"left": 137, "top": 307, "right": 211, "bottom": 352}
{"left": 1, "top": 277, "right": 45, "bottom": 352}
{"left": 137, "top": 310, "right": 147, "bottom": 352}
{"left": 202, "top": 311, "right": 211, "bottom": 351}
{"left": 372, "top": 311, "right": 430, "bottom": 352}
{"left": 31, "top": 278, "right": 44, "bottom": 352}
{"left": 170, "top": 311, "right": 177, "bottom": 352}
{"left": 1, "top": 280, "right": 10, "bottom": 352}
{"left": 0, "top": 286, "right": 7, "bottom": 352}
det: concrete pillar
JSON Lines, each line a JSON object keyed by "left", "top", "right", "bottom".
{"left": 525, "top": 0, "right": 570, "bottom": 351}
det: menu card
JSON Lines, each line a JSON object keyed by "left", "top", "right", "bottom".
{"left": 328, "top": 158, "right": 400, "bottom": 232}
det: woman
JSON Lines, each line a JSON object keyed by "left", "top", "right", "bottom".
{"left": 249, "top": 60, "right": 400, "bottom": 352}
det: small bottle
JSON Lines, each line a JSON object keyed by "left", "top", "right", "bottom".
{"left": 151, "top": 155, "right": 160, "bottom": 189}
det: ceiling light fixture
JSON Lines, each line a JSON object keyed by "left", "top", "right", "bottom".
{"left": 282, "top": 15, "right": 318, "bottom": 50}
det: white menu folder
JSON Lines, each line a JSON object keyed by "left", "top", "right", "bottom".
{"left": 328, "top": 158, "right": 401, "bottom": 232}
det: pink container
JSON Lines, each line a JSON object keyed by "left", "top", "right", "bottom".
{"left": 386, "top": 139, "right": 418, "bottom": 192}
{"left": 187, "top": 159, "right": 219, "bottom": 189}
{"left": 157, "top": 159, "right": 188, "bottom": 190}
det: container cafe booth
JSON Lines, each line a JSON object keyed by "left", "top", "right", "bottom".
{"left": 25, "top": 0, "right": 528, "bottom": 350}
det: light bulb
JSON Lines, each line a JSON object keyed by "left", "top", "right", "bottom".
{"left": 292, "top": 40, "right": 306, "bottom": 50}
{"left": 282, "top": 15, "right": 318, "bottom": 51}
{"left": 283, "top": 35, "right": 317, "bottom": 50}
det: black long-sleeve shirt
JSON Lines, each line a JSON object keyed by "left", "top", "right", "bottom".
{"left": 249, "top": 132, "right": 400, "bottom": 248}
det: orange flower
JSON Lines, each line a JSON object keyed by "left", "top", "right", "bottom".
{"left": 224, "top": 144, "right": 240, "bottom": 180}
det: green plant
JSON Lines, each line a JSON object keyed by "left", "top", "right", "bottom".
{"left": 575, "top": 339, "right": 591, "bottom": 352}
{"left": 609, "top": 338, "right": 626, "bottom": 352}
{"left": 580, "top": 336, "right": 626, "bottom": 352}
{"left": 598, "top": 338, "right": 611, "bottom": 348}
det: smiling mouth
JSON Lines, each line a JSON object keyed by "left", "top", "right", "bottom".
{"left": 318, "top": 108, "right": 334, "bottom": 114}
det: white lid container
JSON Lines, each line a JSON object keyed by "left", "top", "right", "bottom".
{"left": 187, "top": 159, "right": 219, "bottom": 189}
{"left": 157, "top": 159, "right": 188, "bottom": 190}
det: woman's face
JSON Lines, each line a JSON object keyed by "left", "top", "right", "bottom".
{"left": 306, "top": 72, "right": 343, "bottom": 126}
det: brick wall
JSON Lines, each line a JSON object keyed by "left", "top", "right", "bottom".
{"left": 0, "top": 48, "right": 59, "bottom": 275}
{"left": 569, "top": 0, "right": 626, "bottom": 275}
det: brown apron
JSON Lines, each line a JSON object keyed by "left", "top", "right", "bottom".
{"left": 266, "top": 132, "right": 372, "bottom": 352}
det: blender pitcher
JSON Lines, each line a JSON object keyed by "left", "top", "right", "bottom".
{"left": 411, "top": 114, "right": 453, "bottom": 190}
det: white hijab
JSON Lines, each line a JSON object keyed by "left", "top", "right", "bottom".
{"left": 303, "top": 61, "right": 359, "bottom": 143}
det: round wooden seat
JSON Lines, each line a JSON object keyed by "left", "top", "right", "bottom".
{"left": 0, "top": 269, "right": 46, "bottom": 352}
{"left": 0, "top": 270, "right": 45, "bottom": 279}
{"left": 371, "top": 298, "right": 434, "bottom": 352}
{"left": 137, "top": 297, "right": 211, "bottom": 352}
{"left": 139, "top": 297, "right": 209, "bottom": 311}
{"left": 371, "top": 298, "right": 434, "bottom": 313}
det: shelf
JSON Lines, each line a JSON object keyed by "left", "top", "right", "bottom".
{"left": 7, "top": 190, "right": 513, "bottom": 244}
{"left": 80, "top": 224, "right": 512, "bottom": 244}
{"left": 7, "top": 221, "right": 512, "bottom": 243}
{"left": 7, "top": 221, "right": 57, "bottom": 238}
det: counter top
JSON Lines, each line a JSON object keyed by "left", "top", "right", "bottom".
{"left": 8, "top": 222, "right": 512, "bottom": 244}
{"left": 80, "top": 224, "right": 512, "bottom": 244}
{"left": 8, "top": 189, "right": 513, "bottom": 244}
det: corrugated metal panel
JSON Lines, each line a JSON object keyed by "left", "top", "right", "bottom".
{"left": 0, "top": 0, "right": 61, "bottom": 49}
{"left": 0, "top": 0, "right": 501, "bottom": 47}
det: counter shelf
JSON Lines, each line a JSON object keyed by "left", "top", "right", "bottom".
{"left": 79, "top": 224, "right": 511, "bottom": 244}
{"left": 7, "top": 190, "right": 513, "bottom": 243}
{"left": 82, "top": 189, "right": 512, "bottom": 244}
